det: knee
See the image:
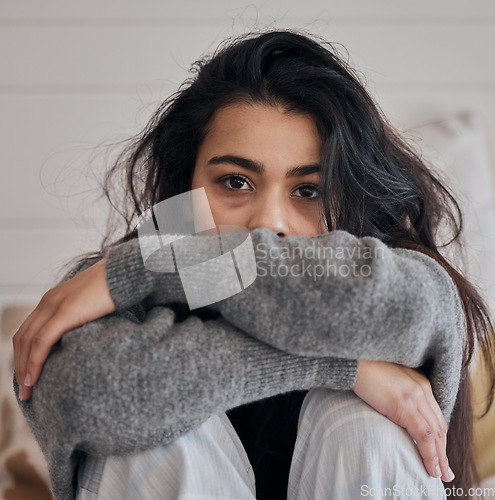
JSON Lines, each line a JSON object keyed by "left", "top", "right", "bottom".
{"left": 289, "top": 389, "right": 446, "bottom": 500}
{"left": 297, "top": 388, "right": 419, "bottom": 463}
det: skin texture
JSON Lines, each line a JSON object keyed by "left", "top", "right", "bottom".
{"left": 191, "top": 102, "right": 327, "bottom": 237}
{"left": 13, "top": 102, "right": 454, "bottom": 483}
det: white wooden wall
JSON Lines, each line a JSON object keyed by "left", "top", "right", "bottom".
{"left": 1, "top": 0, "right": 495, "bottom": 306}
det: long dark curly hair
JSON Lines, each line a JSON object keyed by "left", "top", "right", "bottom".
{"left": 79, "top": 29, "right": 495, "bottom": 499}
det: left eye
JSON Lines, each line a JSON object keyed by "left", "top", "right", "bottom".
{"left": 293, "top": 185, "right": 319, "bottom": 199}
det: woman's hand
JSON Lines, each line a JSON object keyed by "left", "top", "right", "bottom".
{"left": 352, "top": 359, "right": 455, "bottom": 483}
{"left": 13, "top": 258, "right": 115, "bottom": 401}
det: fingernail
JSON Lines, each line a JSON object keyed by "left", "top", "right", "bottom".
{"left": 18, "top": 385, "right": 25, "bottom": 401}
{"left": 24, "top": 374, "right": 32, "bottom": 387}
{"left": 434, "top": 465, "right": 442, "bottom": 478}
{"left": 445, "top": 467, "right": 455, "bottom": 481}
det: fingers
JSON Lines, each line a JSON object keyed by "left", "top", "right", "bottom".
{"left": 400, "top": 378, "right": 455, "bottom": 483}
{"left": 417, "top": 375, "right": 455, "bottom": 483}
{"left": 23, "top": 315, "right": 68, "bottom": 390}
{"left": 13, "top": 308, "right": 37, "bottom": 387}
{"left": 353, "top": 361, "right": 456, "bottom": 484}
{"left": 13, "top": 259, "right": 116, "bottom": 402}
{"left": 13, "top": 297, "right": 57, "bottom": 400}
{"left": 14, "top": 301, "right": 86, "bottom": 401}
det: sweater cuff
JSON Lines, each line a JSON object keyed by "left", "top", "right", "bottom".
{"left": 104, "top": 238, "right": 184, "bottom": 311}
{"left": 103, "top": 231, "right": 237, "bottom": 312}
{"left": 317, "top": 358, "right": 359, "bottom": 390}
{"left": 243, "top": 353, "right": 358, "bottom": 398}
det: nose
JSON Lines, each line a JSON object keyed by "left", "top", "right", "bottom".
{"left": 247, "top": 190, "right": 290, "bottom": 238}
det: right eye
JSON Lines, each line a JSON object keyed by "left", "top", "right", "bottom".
{"left": 219, "top": 174, "right": 253, "bottom": 191}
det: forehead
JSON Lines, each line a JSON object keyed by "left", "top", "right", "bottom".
{"left": 199, "top": 102, "right": 323, "bottom": 158}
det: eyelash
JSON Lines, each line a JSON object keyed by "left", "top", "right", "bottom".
{"left": 218, "top": 173, "right": 320, "bottom": 200}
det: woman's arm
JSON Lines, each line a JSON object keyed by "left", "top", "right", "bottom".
{"left": 106, "top": 227, "right": 463, "bottom": 365}
{"left": 13, "top": 239, "right": 456, "bottom": 485}
{"left": 104, "top": 226, "right": 464, "bottom": 422}
{"left": 16, "top": 303, "right": 357, "bottom": 457}
{"left": 16, "top": 226, "right": 464, "bottom": 420}
{"left": 14, "top": 287, "right": 357, "bottom": 500}
{"left": 104, "top": 227, "right": 463, "bottom": 363}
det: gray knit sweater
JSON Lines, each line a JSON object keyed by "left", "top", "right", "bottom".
{"left": 14, "top": 227, "right": 464, "bottom": 500}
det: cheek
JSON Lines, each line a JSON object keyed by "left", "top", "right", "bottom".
{"left": 208, "top": 200, "right": 236, "bottom": 226}
{"left": 190, "top": 181, "right": 227, "bottom": 226}
{"left": 293, "top": 207, "right": 326, "bottom": 237}
{"left": 206, "top": 196, "right": 251, "bottom": 228}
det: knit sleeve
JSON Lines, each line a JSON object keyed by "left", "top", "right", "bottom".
{"left": 14, "top": 296, "right": 356, "bottom": 500}
{"left": 105, "top": 227, "right": 463, "bottom": 363}
{"left": 103, "top": 226, "right": 465, "bottom": 422}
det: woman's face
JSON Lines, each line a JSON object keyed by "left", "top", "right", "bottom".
{"left": 191, "top": 102, "right": 327, "bottom": 238}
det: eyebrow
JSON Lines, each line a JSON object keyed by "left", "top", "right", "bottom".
{"left": 207, "top": 155, "right": 321, "bottom": 178}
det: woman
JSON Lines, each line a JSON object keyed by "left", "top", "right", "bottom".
{"left": 13, "top": 30, "right": 495, "bottom": 499}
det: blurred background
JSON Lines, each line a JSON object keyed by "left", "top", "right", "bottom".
{"left": 1, "top": 1, "right": 495, "bottom": 496}
{"left": 1, "top": 0, "right": 495, "bottom": 308}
